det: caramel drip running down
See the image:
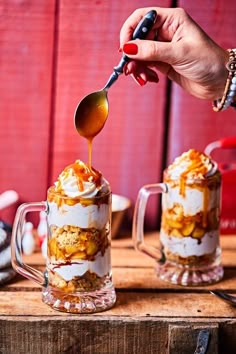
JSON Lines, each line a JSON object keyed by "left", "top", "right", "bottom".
{"left": 179, "top": 150, "right": 210, "bottom": 197}
{"left": 202, "top": 187, "right": 209, "bottom": 227}
{"left": 177, "top": 150, "right": 214, "bottom": 225}
{"left": 88, "top": 139, "right": 93, "bottom": 169}
{"left": 70, "top": 161, "right": 101, "bottom": 192}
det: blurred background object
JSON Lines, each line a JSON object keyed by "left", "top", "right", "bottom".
{"left": 112, "top": 194, "right": 131, "bottom": 238}
{"left": 205, "top": 137, "right": 236, "bottom": 235}
{"left": 0, "top": 190, "right": 18, "bottom": 285}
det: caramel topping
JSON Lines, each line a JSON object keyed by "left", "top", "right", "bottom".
{"left": 179, "top": 149, "right": 210, "bottom": 180}
{"left": 164, "top": 149, "right": 221, "bottom": 228}
{"left": 166, "top": 149, "right": 218, "bottom": 197}
{"left": 55, "top": 160, "right": 102, "bottom": 195}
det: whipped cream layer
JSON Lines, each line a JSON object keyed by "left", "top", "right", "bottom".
{"left": 50, "top": 248, "right": 111, "bottom": 280}
{"left": 160, "top": 231, "right": 219, "bottom": 257}
{"left": 162, "top": 184, "right": 221, "bottom": 216}
{"left": 47, "top": 201, "right": 109, "bottom": 230}
{"left": 166, "top": 149, "right": 218, "bottom": 181}
{"left": 54, "top": 159, "right": 110, "bottom": 198}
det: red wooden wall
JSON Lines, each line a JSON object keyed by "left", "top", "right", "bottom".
{"left": 0, "top": 1, "right": 56, "bottom": 223}
{"left": 0, "top": 0, "right": 236, "bottom": 229}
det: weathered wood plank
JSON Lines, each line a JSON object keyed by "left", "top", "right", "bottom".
{"left": 0, "top": 291, "right": 236, "bottom": 318}
{"left": 1, "top": 316, "right": 236, "bottom": 354}
{"left": 168, "top": 324, "right": 219, "bottom": 354}
{"left": 0, "top": 317, "right": 168, "bottom": 354}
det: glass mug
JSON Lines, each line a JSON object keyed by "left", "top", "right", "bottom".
{"left": 133, "top": 169, "right": 224, "bottom": 286}
{"left": 11, "top": 187, "right": 116, "bottom": 313}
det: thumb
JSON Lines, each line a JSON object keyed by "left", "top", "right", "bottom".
{"left": 123, "top": 39, "right": 176, "bottom": 64}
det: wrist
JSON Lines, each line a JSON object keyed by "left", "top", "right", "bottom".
{"left": 213, "top": 49, "right": 229, "bottom": 100}
{"left": 212, "top": 49, "right": 236, "bottom": 112}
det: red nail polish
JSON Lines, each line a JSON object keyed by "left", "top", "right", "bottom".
{"left": 124, "top": 65, "right": 130, "bottom": 76}
{"left": 123, "top": 43, "right": 138, "bottom": 55}
{"left": 135, "top": 75, "right": 146, "bottom": 86}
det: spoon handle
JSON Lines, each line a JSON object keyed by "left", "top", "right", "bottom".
{"left": 132, "top": 10, "right": 157, "bottom": 39}
{"left": 104, "top": 10, "right": 157, "bottom": 90}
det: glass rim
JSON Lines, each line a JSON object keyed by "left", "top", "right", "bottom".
{"left": 47, "top": 185, "right": 111, "bottom": 201}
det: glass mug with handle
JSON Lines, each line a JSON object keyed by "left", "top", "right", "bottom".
{"left": 133, "top": 149, "right": 224, "bottom": 286}
{"left": 11, "top": 160, "right": 116, "bottom": 313}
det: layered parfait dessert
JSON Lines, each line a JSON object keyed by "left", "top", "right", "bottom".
{"left": 44, "top": 159, "right": 115, "bottom": 310}
{"left": 159, "top": 149, "right": 223, "bottom": 284}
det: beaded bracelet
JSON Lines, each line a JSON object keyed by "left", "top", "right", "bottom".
{"left": 212, "top": 49, "right": 236, "bottom": 112}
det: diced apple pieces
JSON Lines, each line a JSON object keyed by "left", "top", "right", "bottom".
{"left": 171, "top": 229, "right": 182, "bottom": 238}
{"left": 166, "top": 218, "right": 183, "bottom": 229}
{"left": 182, "top": 222, "right": 196, "bottom": 236}
{"left": 86, "top": 241, "right": 98, "bottom": 256}
{"left": 192, "top": 227, "right": 205, "bottom": 239}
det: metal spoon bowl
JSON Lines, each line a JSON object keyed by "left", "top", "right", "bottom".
{"left": 74, "top": 89, "right": 108, "bottom": 139}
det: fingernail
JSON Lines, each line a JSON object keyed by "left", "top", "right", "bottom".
{"left": 124, "top": 66, "right": 130, "bottom": 75}
{"left": 123, "top": 42, "right": 138, "bottom": 55}
{"left": 134, "top": 75, "right": 146, "bottom": 87}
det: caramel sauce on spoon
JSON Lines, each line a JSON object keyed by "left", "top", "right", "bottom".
{"left": 74, "top": 90, "right": 108, "bottom": 167}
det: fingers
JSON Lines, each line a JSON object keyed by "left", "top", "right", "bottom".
{"left": 119, "top": 7, "right": 182, "bottom": 48}
{"left": 124, "top": 61, "right": 159, "bottom": 86}
{"left": 120, "top": 7, "right": 189, "bottom": 65}
{"left": 123, "top": 39, "right": 176, "bottom": 65}
{"left": 119, "top": 7, "right": 157, "bottom": 48}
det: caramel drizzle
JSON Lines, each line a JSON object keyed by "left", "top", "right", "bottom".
{"left": 88, "top": 139, "right": 92, "bottom": 169}
{"left": 56, "top": 161, "right": 102, "bottom": 194}
{"left": 172, "top": 150, "right": 216, "bottom": 226}
{"left": 179, "top": 150, "right": 210, "bottom": 197}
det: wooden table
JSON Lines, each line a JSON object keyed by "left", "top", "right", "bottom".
{"left": 1, "top": 233, "right": 236, "bottom": 354}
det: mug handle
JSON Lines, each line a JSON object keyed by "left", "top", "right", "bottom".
{"left": 11, "top": 202, "right": 47, "bottom": 286}
{"left": 132, "top": 183, "right": 168, "bottom": 263}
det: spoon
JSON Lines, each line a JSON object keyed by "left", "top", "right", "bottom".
{"left": 210, "top": 290, "right": 236, "bottom": 306}
{"left": 74, "top": 10, "right": 157, "bottom": 141}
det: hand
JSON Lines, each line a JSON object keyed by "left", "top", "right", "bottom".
{"left": 119, "top": 7, "right": 229, "bottom": 100}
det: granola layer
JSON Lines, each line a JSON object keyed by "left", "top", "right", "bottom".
{"left": 47, "top": 223, "right": 111, "bottom": 292}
